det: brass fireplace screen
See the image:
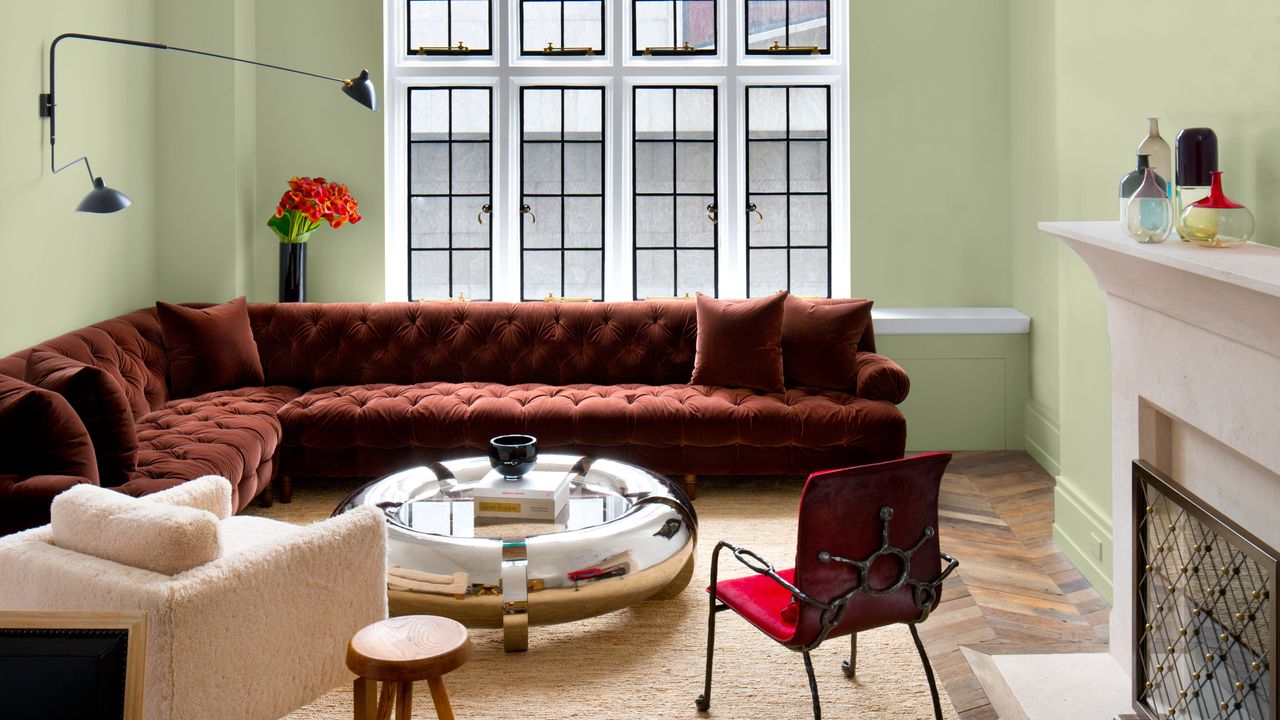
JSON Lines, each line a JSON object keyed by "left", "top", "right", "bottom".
{"left": 1134, "top": 461, "right": 1277, "bottom": 719}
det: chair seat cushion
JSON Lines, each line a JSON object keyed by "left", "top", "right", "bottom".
{"left": 280, "top": 382, "right": 902, "bottom": 452}
{"left": 711, "top": 568, "right": 799, "bottom": 644}
{"left": 119, "top": 386, "right": 299, "bottom": 508}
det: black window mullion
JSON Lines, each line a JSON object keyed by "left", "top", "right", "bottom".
{"left": 669, "top": 88, "right": 678, "bottom": 297}
{"left": 560, "top": 88, "right": 567, "bottom": 299}
{"left": 447, "top": 87, "right": 455, "bottom": 298}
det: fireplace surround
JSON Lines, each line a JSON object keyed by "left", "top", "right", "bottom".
{"left": 1041, "top": 220, "right": 1280, "bottom": 717}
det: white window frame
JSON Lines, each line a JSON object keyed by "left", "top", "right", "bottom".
{"left": 384, "top": 0, "right": 849, "bottom": 301}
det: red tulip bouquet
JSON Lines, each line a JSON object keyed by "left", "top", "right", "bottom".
{"left": 268, "top": 176, "right": 362, "bottom": 243}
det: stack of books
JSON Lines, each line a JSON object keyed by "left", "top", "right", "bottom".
{"left": 471, "top": 468, "right": 572, "bottom": 520}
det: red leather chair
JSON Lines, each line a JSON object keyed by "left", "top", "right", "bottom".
{"left": 696, "top": 453, "right": 958, "bottom": 719}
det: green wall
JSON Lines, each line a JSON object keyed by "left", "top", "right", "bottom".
{"left": 1010, "top": 0, "right": 1280, "bottom": 599}
{"left": 851, "top": 0, "right": 1012, "bottom": 307}
{"left": 0, "top": 0, "right": 158, "bottom": 354}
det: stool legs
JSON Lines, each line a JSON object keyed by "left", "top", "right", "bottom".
{"left": 395, "top": 682, "right": 414, "bottom": 720}
{"left": 427, "top": 676, "right": 456, "bottom": 720}
{"left": 353, "top": 678, "right": 378, "bottom": 720}
{"left": 352, "top": 677, "right": 455, "bottom": 720}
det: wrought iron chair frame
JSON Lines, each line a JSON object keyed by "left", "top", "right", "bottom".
{"left": 696, "top": 507, "right": 959, "bottom": 720}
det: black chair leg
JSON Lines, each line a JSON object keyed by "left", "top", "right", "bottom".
{"left": 802, "top": 650, "right": 821, "bottom": 720}
{"left": 841, "top": 632, "right": 857, "bottom": 678}
{"left": 696, "top": 604, "right": 718, "bottom": 712}
{"left": 909, "top": 624, "right": 944, "bottom": 720}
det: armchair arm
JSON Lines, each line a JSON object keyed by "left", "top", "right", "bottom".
{"left": 0, "top": 474, "right": 93, "bottom": 535}
{"left": 854, "top": 352, "right": 910, "bottom": 404}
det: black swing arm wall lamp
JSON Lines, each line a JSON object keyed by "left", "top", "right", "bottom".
{"left": 40, "top": 32, "right": 378, "bottom": 214}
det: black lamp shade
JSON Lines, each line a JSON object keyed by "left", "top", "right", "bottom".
{"left": 77, "top": 177, "right": 132, "bottom": 213}
{"left": 342, "top": 69, "right": 377, "bottom": 111}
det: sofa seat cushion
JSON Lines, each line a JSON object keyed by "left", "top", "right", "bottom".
{"left": 280, "top": 382, "right": 902, "bottom": 452}
{"left": 120, "top": 386, "right": 299, "bottom": 508}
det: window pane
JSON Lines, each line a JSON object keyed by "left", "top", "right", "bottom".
{"left": 633, "top": 0, "right": 717, "bottom": 55}
{"left": 520, "top": 0, "right": 605, "bottom": 55}
{"left": 408, "top": 87, "right": 493, "bottom": 300}
{"left": 636, "top": 249, "right": 676, "bottom": 298}
{"left": 633, "top": 86, "right": 718, "bottom": 299}
{"left": 746, "top": 85, "right": 831, "bottom": 298}
{"left": 744, "top": 0, "right": 829, "bottom": 54}
{"left": 408, "top": 0, "right": 492, "bottom": 54}
{"left": 521, "top": 87, "right": 606, "bottom": 300}
{"left": 411, "top": 252, "right": 451, "bottom": 299}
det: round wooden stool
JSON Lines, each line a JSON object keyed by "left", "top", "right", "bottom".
{"left": 346, "top": 615, "right": 473, "bottom": 720}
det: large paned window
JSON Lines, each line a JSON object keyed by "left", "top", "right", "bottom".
{"left": 520, "top": 87, "right": 607, "bottom": 300}
{"left": 633, "top": 86, "right": 718, "bottom": 298}
{"left": 386, "top": 0, "right": 848, "bottom": 302}
{"left": 408, "top": 87, "right": 494, "bottom": 300}
{"left": 745, "top": 84, "right": 829, "bottom": 297}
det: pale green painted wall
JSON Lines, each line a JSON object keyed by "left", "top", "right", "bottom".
{"left": 850, "top": 0, "right": 1012, "bottom": 307}
{"left": 878, "top": 334, "right": 1028, "bottom": 453}
{"left": 1008, "top": 0, "right": 1060, "bottom": 477}
{"left": 0, "top": 0, "right": 158, "bottom": 355}
{"left": 1010, "top": 0, "right": 1280, "bottom": 600}
{"left": 250, "top": 0, "right": 384, "bottom": 303}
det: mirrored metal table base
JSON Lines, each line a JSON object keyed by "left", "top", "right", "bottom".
{"left": 336, "top": 454, "right": 698, "bottom": 652}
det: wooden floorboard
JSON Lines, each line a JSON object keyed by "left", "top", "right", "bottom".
{"left": 918, "top": 451, "right": 1111, "bottom": 718}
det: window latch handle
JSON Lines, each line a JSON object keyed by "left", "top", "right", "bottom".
{"left": 706, "top": 203, "right": 718, "bottom": 225}
{"left": 746, "top": 203, "right": 764, "bottom": 225}
{"left": 521, "top": 203, "right": 537, "bottom": 226}
{"left": 478, "top": 203, "right": 492, "bottom": 225}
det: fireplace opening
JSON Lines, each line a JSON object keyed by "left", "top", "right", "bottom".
{"left": 1134, "top": 461, "right": 1277, "bottom": 719}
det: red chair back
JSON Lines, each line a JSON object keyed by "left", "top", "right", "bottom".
{"left": 790, "top": 452, "right": 952, "bottom": 647}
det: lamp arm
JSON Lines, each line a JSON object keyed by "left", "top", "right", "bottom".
{"left": 52, "top": 155, "right": 96, "bottom": 186}
{"left": 42, "top": 32, "right": 348, "bottom": 176}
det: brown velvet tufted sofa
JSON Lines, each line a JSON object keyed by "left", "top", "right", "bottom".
{"left": 0, "top": 300, "right": 909, "bottom": 534}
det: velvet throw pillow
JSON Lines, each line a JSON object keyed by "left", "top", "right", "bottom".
{"left": 691, "top": 292, "right": 787, "bottom": 393}
{"left": 781, "top": 296, "right": 874, "bottom": 390}
{"left": 156, "top": 297, "right": 264, "bottom": 398}
{"left": 25, "top": 350, "right": 139, "bottom": 487}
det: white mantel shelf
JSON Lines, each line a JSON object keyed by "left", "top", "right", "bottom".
{"left": 1040, "top": 220, "right": 1280, "bottom": 361}
{"left": 1039, "top": 221, "right": 1280, "bottom": 299}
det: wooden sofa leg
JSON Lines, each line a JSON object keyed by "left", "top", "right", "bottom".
{"left": 280, "top": 475, "right": 293, "bottom": 504}
{"left": 258, "top": 482, "right": 274, "bottom": 508}
{"left": 683, "top": 473, "right": 697, "bottom": 500}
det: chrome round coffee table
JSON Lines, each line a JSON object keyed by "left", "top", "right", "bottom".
{"left": 336, "top": 454, "right": 697, "bottom": 652}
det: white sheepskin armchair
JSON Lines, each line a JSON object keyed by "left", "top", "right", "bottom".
{"left": 0, "top": 476, "right": 389, "bottom": 720}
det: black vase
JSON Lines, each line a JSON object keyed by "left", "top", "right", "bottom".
{"left": 279, "top": 243, "right": 307, "bottom": 303}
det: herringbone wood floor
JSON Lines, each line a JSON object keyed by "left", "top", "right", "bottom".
{"left": 924, "top": 451, "right": 1111, "bottom": 719}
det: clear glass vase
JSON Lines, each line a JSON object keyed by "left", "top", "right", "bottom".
{"left": 1179, "top": 171, "right": 1254, "bottom": 248}
{"left": 1120, "top": 154, "right": 1167, "bottom": 224}
{"left": 1124, "top": 168, "right": 1174, "bottom": 244}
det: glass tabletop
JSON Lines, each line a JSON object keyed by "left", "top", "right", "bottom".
{"left": 365, "top": 456, "right": 640, "bottom": 541}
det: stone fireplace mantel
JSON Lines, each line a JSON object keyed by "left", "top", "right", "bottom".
{"left": 1040, "top": 220, "right": 1280, "bottom": 689}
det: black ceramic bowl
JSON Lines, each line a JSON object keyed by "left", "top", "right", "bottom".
{"left": 489, "top": 434, "right": 538, "bottom": 480}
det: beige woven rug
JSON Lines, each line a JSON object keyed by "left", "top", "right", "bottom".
{"left": 247, "top": 477, "right": 959, "bottom": 720}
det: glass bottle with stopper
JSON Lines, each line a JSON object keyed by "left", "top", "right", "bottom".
{"left": 1175, "top": 128, "right": 1218, "bottom": 241}
{"left": 1137, "top": 118, "right": 1172, "bottom": 196}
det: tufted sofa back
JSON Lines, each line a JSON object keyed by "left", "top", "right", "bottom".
{"left": 248, "top": 301, "right": 702, "bottom": 388}
{"left": 0, "top": 309, "right": 169, "bottom": 418}
{"left": 0, "top": 299, "right": 880, "bottom": 403}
